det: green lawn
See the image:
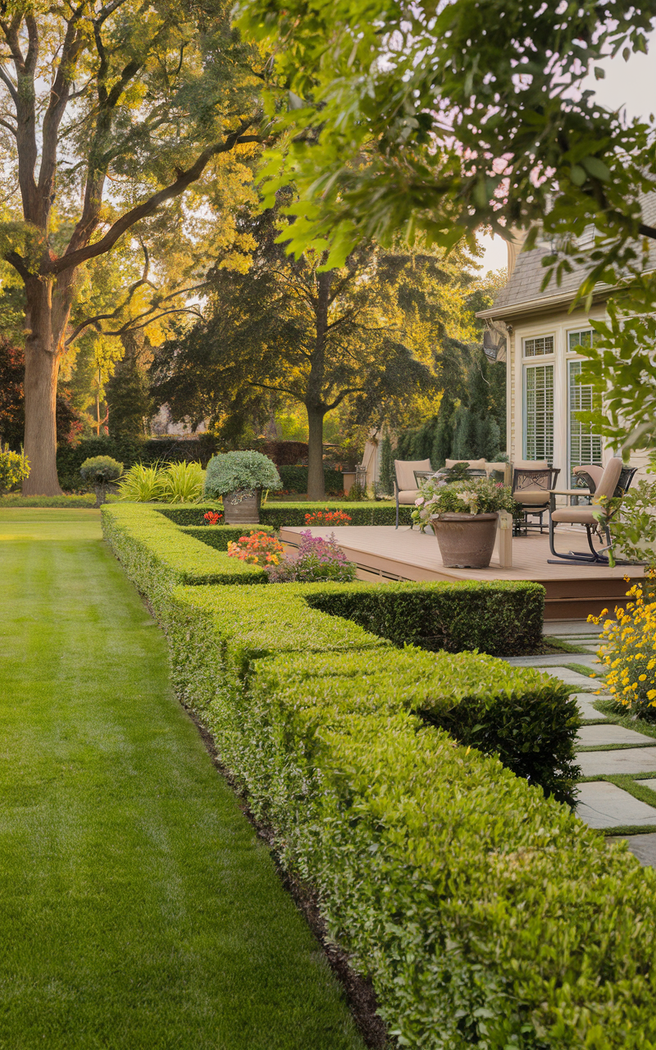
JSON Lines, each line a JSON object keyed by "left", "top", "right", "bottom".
{"left": 0, "top": 510, "right": 365, "bottom": 1050}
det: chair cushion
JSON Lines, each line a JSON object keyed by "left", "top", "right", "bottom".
{"left": 445, "top": 458, "right": 486, "bottom": 470}
{"left": 573, "top": 464, "right": 604, "bottom": 489}
{"left": 592, "top": 458, "right": 623, "bottom": 502}
{"left": 397, "top": 489, "right": 421, "bottom": 504}
{"left": 513, "top": 459, "right": 548, "bottom": 470}
{"left": 395, "top": 459, "right": 432, "bottom": 491}
{"left": 515, "top": 489, "right": 551, "bottom": 506}
{"left": 552, "top": 507, "right": 597, "bottom": 524}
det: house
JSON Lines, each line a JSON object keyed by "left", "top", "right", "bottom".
{"left": 478, "top": 228, "right": 655, "bottom": 486}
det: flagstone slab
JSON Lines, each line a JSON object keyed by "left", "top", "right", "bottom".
{"left": 504, "top": 654, "right": 601, "bottom": 668}
{"left": 578, "top": 747, "right": 656, "bottom": 776}
{"left": 638, "top": 778, "right": 656, "bottom": 793}
{"left": 572, "top": 693, "right": 608, "bottom": 720}
{"left": 544, "top": 667, "right": 602, "bottom": 689}
{"left": 577, "top": 724, "right": 655, "bottom": 747}
{"left": 609, "top": 833, "right": 656, "bottom": 869}
{"left": 576, "top": 782, "right": 656, "bottom": 829}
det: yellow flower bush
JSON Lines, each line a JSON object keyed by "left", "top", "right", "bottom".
{"left": 590, "top": 572, "right": 656, "bottom": 716}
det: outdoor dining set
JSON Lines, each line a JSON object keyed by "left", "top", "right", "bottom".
{"left": 393, "top": 456, "right": 638, "bottom": 567}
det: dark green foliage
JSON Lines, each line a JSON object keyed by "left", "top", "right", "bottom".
{"left": 106, "top": 354, "right": 154, "bottom": 440}
{"left": 277, "top": 466, "right": 343, "bottom": 494}
{"left": 0, "top": 337, "right": 24, "bottom": 449}
{"left": 305, "top": 580, "right": 544, "bottom": 656}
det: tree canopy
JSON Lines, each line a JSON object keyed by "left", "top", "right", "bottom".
{"left": 0, "top": 0, "right": 265, "bottom": 492}
{"left": 152, "top": 204, "right": 481, "bottom": 496}
{"left": 236, "top": 0, "right": 656, "bottom": 277}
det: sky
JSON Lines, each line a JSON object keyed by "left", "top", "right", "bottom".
{"left": 479, "top": 30, "right": 656, "bottom": 274}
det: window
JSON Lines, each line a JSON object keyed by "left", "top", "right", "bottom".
{"left": 568, "top": 360, "right": 602, "bottom": 484}
{"left": 523, "top": 335, "right": 554, "bottom": 358}
{"left": 524, "top": 364, "right": 554, "bottom": 461}
{"left": 568, "top": 329, "right": 596, "bottom": 352}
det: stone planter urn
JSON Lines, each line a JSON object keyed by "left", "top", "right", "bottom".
{"left": 222, "top": 488, "right": 260, "bottom": 524}
{"left": 430, "top": 512, "right": 498, "bottom": 568}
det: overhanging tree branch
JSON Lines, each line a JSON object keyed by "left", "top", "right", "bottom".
{"left": 50, "top": 123, "right": 259, "bottom": 275}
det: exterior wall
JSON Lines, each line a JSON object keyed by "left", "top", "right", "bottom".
{"left": 507, "top": 304, "right": 649, "bottom": 483}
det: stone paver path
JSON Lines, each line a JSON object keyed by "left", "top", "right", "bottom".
{"left": 505, "top": 620, "right": 656, "bottom": 867}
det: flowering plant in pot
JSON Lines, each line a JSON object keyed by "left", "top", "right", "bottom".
{"left": 203, "top": 451, "right": 281, "bottom": 524}
{"left": 412, "top": 477, "right": 515, "bottom": 568}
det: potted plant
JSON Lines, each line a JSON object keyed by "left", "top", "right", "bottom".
{"left": 80, "top": 455, "right": 123, "bottom": 506}
{"left": 203, "top": 451, "right": 281, "bottom": 524}
{"left": 412, "top": 476, "right": 515, "bottom": 568}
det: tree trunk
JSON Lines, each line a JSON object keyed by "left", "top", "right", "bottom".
{"left": 306, "top": 404, "right": 326, "bottom": 500}
{"left": 22, "top": 279, "right": 69, "bottom": 496}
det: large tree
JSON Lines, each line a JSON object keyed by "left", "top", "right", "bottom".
{"left": 152, "top": 208, "right": 477, "bottom": 496}
{"left": 0, "top": 0, "right": 263, "bottom": 493}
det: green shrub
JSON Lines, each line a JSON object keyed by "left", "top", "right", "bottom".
{"left": 305, "top": 579, "right": 544, "bottom": 656}
{"left": 204, "top": 451, "right": 281, "bottom": 498}
{"left": 80, "top": 455, "right": 123, "bottom": 506}
{"left": 0, "top": 444, "right": 30, "bottom": 492}
{"left": 276, "top": 465, "right": 344, "bottom": 494}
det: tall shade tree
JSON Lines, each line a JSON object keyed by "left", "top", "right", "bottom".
{"left": 0, "top": 0, "right": 263, "bottom": 493}
{"left": 152, "top": 208, "right": 477, "bottom": 497}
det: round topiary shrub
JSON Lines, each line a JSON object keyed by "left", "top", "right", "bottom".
{"left": 80, "top": 455, "right": 123, "bottom": 506}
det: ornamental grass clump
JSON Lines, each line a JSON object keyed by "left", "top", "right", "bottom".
{"left": 591, "top": 573, "right": 656, "bottom": 718}
{"left": 267, "top": 530, "right": 357, "bottom": 583}
{"left": 227, "top": 531, "right": 284, "bottom": 567}
{"left": 412, "top": 476, "right": 515, "bottom": 530}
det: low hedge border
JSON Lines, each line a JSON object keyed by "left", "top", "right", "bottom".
{"left": 305, "top": 580, "right": 544, "bottom": 657}
{"left": 181, "top": 524, "right": 274, "bottom": 551}
{"left": 100, "top": 500, "right": 656, "bottom": 1049}
{"left": 101, "top": 504, "right": 266, "bottom": 609}
{"left": 155, "top": 502, "right": 413, "bottom": 527}
{"left": 162, "top": 585, "right": 653, "bottom": 1050}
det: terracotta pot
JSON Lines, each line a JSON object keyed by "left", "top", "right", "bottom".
{"left": 430, "top": 512, "right": 498, "bottom": 568}
{"left": 223, "top": 488, "right": 260, "bottom": 524}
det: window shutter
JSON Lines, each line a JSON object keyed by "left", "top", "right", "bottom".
{"left": 525, "top": 364, "right": 554, "bottom": 461}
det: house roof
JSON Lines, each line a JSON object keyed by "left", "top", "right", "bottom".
{"left": 479, "top": 194, "right": 656, "bottom": 322}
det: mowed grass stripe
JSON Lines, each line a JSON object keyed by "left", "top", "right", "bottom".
{"left": 0, "top": 510, "right": 364, "bottom": 1050}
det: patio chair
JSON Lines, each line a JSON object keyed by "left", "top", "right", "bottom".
{"left": 548, "top": 458, "right": 638, "bottom": 564}
{"left": 572, "top": 464, "right": 604, "bottom": 493}
{"left": 394, "top": 458, "right": 432, "bottom": 528}
{"left": 511, "top": 461, "right": 561, "bottom": 535}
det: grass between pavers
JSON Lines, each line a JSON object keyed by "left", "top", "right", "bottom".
{"left": 563, "top": 662, "right": 603, "bottom": 678}
{"left": 540, "top": 636, "right": 591, "bottom": 654}
{"left": 577, "top": 774, "right": 656, "bottom": 836}
{"left": 0, "top": 510, "right": 365, "bottom": 1050}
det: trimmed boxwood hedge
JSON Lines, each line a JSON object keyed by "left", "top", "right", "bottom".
{"left": 181, "top": 524, "right": 274, "bottom": 551}
{"left": 155, "top": 501, "right": 413, "bottom": 527}
{"left": 277, "top": 465, "right": 344, "bottom": 494}
{"left": 305, "top": 580, "right": 543, "bottom": 656}
{"left": 101, "top": 501, "right": 656, "bottom": 1049}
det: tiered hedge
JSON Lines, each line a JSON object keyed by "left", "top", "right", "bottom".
{"left": 156, "top": 501, "right": 413, "bottom": 527}
{"left": 100, "top": 502, "right": 656, "bottom": 1050}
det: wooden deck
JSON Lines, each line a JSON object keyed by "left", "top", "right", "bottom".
{"left": 280, "top": 524, "right": 645, "bottom": 620}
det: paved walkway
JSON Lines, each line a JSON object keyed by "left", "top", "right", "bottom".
{"left": 505, "top": 621, "right": 656, "bottom": 868}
